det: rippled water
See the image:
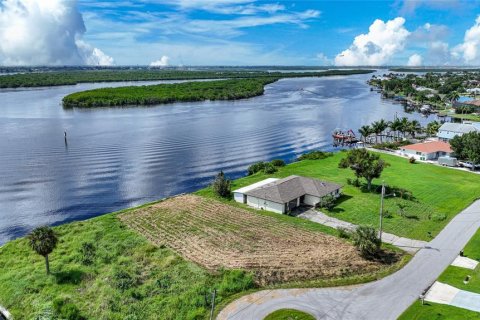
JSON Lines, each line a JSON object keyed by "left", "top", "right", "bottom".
{"left": 0, "top": 73, "right": 436, "bottom": 244}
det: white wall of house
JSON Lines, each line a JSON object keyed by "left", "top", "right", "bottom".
{"left": 233, "top": 192, "right": 244, "bottom": 203}
{"left": 399, "top": 149, "right": 451, "bottom": 161}
{"left": 246, "top": 195, "right": 285, "bottom": 214}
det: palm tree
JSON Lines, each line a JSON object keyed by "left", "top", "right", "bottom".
{"left": 358, "top": 125, "right": 371, "bottom": 143}
{"left": 371, "top": 121, "right": 382, "bottom": 143}
{"left": 446, "top": 91, "right": 460, "bottom": 104}
{"left": 407, "top": 120, "right": 422, "bottom": 138}
{"left": 426, "top": 121, "right": 441, "bottom": 137}
{"left": 399, "top": 117, "right": 410, "bottom": 138}
{"left": 28, "top": 226, "right": 58, "bottom": 275}
{"left": 389, "top": 118, "right": 402, "bottom": 141}
{"left": 377, "top": 119, "right": 388, "bottom": 142}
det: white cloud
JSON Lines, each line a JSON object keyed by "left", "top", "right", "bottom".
{"left": 316, "top": 53, "right": 332, "bottom": 66}
{"left": 150, "top": 56, "right": 170, "bottom": 67}
{"left": 452, "top": 15, "right": 480, "bottom": 65}
{"left": 335, "top": 17, "right": 410, "bottom": 66}
{"left": 407, "top": 53, "right": 423, "bottom": 66}
{"left": 0, "top": 0, "right": 114, "bottom": 66}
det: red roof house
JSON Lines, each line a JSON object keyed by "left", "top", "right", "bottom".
{"left": 399, "top": 141, "right": 453, "bottom": 161}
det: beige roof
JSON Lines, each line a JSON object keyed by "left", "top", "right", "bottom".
{"left": 244, "top": 175, "right": 341, "bottom": 204}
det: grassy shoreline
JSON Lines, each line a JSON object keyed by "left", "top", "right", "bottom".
{"left": 0, "top": 194, "right": 408, "bottom": 320}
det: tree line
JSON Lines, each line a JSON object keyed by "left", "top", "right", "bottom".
{"left": 0, "top": 69, "right": 373, "bottom": 88}
{"left": 358, "top": 118, "right": 441, "bottom": 143}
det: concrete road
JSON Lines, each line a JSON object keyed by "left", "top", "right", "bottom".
{"left": 217, "top": 200, "right": 480, "bottom": 320}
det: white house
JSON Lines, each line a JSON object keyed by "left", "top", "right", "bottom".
{"left": 399, "top": 140, "right": 453, "bottom": 161}
{"left": 437, "top": 122, "right": 480, "bottom": 142}
{"left": 233, "top": 175, "right": 342, "bottom": 214}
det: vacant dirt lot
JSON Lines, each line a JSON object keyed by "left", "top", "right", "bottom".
{"left": 120, "top": 195, "right": 395, "bottom": 285}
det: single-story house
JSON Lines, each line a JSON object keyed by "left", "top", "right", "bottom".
{"left": 399, "top": 140, "right": 453, "bottom": 161}
{"left": 437, "top": 121, "right": 480, "bottom": 142}
{"left": 233, "top": 175, "right": 342, "bottom": 214}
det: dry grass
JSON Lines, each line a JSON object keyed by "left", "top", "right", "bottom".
{"left": 120, "top": 195, "right": 395, "bottom": 285}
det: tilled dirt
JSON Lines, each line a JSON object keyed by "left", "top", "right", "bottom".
{"left": 120, "top": 194, "right": 392, "bottom": 285}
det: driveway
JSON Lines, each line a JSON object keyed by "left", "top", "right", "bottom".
{"left": 217, "top": 200, "right": 480, "bottom": 320}
{"left": 298, "top": 209, "right": 427, "bottom": 254}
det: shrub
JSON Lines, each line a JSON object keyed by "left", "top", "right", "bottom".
{"left": 53, "top": 298, "right": 83, "bottom": 320}
{"left": 270, "top": 159, "right": 286, "bottom": 167}
{"left": 409, "top": 157, "right": 416, "bottom": 164}
{"left": 263, "top": 162, "right": 277, "bottom": 174}
{"left": 79, "top": 242, "right": 96, "bottom": 265}
{"left": 247, "top": 162, "right": 266, "bottom": 175}
{"left": 352, "top": 225, "right": 381, "bottom": 259}
{"left": 297, "top": 151, "right": 332, "bottom": 161}
{"left": 317, "top": 195, "right": 337, "bottom": 210}
{"left": 212, "top": 171, "right": 231, "bottom": 198}
{"left": 431, "top": 213, "right": 447, "bottom": 221}
{"left": 337, "top": 227, "right": 351, "bottom": 239}
{"left": 113, "top": 269, "right": 137, "bottom": 291}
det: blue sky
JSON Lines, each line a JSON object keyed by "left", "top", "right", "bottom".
{"left": 1, "top": 0, "right": 480, "bottom": 66}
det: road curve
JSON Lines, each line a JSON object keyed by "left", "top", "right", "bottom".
{"left": 217, "top": 200, "right": 480, "bottom": 320}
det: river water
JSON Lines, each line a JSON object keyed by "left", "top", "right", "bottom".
{"left": 0, "top": 73, "right": 435, "bottom": 244}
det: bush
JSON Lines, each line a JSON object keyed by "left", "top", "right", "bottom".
{"left": 371, "top": 140, "right": 411, "bottom": 150}
{"left": 79, "top": 242, "right": 96, "bottom": 265}
{"left": 113, "top": 269, "right": 137, "bottom": 291}
{"left": 270, "top": 159, "right": 286, "bottom": 167}
{"left": 297, "top": 151, "right": 332, "bottom": 161}
{"left": 212, "top": 171, "right": 231, "bottom": 198}
{"left": 263, "top": 162, "right": 277, "bottom": 174}
{"left": 317, "top": 195, "right": 337, "bottom": 210}
{"left": 352, "top": 225, "right": 381, "bottom": 259}
{"left": 247, "top": 162, "right": 266, "bottom": 175}
{"left": 53, "top": 298, "right": 83, "bottom": 320}
{"left": 431, "top": 213, "right": 447, "bottom": 221}
{"left": 337, "top": 227, "right": 351, "bottom": 239}
{"left": 409, "top": 157, "right": 416, "bottom": 164}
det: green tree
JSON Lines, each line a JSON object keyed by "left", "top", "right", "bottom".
{"left": 426, "top": 121, "right": 441, "bottom": 136}
{"left": 28, "top": 226, "right": 58, "bottom": 275}
{"left": 358, "top": 125, "right": 371, "bottom": 143}
{"left": 352, "top": 225, "right": 381, "bottom": 259}
{"left": 451, "top": 132, "right": 480, "bottom": 166}
{"left": 407, "top": 120, "right": 422, "bottom": 138}
{"left": 446, "top": 91, "right": 460, "bottom": 103}
{"left": 399, "top": 117, "right": 410, "bottom": 138}
{"left": 339, "top": 149, "right": 390, "bottom": 191}
{"left": 389, "top": 118, "right": 402, "bottom": 141}
{"left": 212, "top": 171, "right": 231, "bottom": 198}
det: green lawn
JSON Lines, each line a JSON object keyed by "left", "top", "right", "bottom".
{"left": 399, "top": 301, "right": 480, "bottom": 320}
{"left": 198, "top": 152, "right": 480, "bottom": 241}
{"left": 263, "top": 309, "right": 315, "bottom": 320}
{"left": 0, "top": 206, "right": 255, "bottom": 320}
{"left": 399, "top": 228, "right": 480, "bottom": 319}
{"left": 437, "top": 228, "right": 480, "bottom": 293}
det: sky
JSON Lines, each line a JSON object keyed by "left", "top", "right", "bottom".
{"left": 1, "top": 0, "right": 480, "bottom": 66}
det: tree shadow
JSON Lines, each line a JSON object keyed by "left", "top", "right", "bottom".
{"left": 373, "top": 250, "right": 401, "bottom": 265}
{"left": 54, "top": 269, "right": 85, "bottom": 285}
